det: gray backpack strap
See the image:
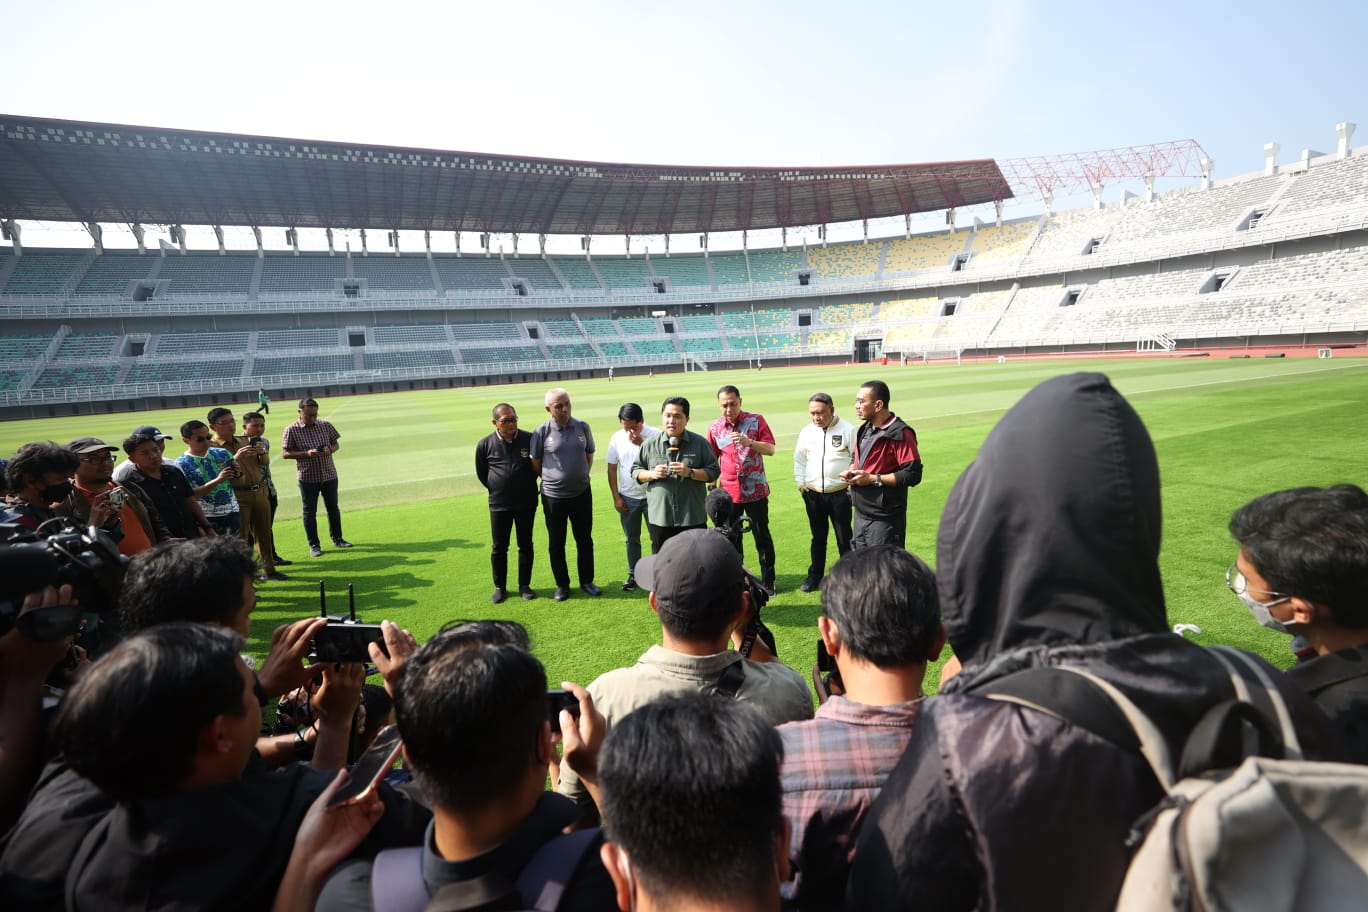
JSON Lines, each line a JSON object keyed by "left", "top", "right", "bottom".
{"left": 516, "top": 827, "right": 601, "bottom": 911}
{"left": 371, "top": 847, "right": 429, "bottom": 912}
{"left": 1039, "top": 666, "right": 1178, "bottom": 792}
{"left": 1208, "top": 645, "right": 1303, "bottom": 760}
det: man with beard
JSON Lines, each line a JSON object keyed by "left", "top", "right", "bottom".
{"left": 57, "top": 437, "right": 168, "bottom": 556}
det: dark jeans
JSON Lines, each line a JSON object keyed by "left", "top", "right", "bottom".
{"left": 543, "top": 489, "right": 594, "bottom": 588}
{"left": 491, "top": 507, "right": 536, "bottom": 589}
{"left": 802, "top": 488, "right": 854, "bottom": 580}
{"left": 725, "top": 497, "right": 776, "bottom": 588}
{"left": 617, "top": 494, "right": 646, "bottom": 576}
{"left": 852, "top": 510, "right": 905, "bottom": 549}
{"left": 299, "top": 477, "right": 343, "bottom": 547}
{"left": 207, "top": 512, "right": 243, "bottom": 537}
{"left": 648, "top": 522, "right": 706, "bottom": 553}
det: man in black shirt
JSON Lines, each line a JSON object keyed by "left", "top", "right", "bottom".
{"left": 474, "top": 403, "right": 539, "bottom": 603}
{"left": 118, "top": 433, "right": 208, "bottom": 539}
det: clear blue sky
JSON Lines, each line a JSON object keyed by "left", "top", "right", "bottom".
{"left": 4, "top": 0, "right": 1364, "bottom": 250}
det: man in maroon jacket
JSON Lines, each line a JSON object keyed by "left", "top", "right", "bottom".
{"left": 843, "top": 380, "right": 922, "bottom": 548}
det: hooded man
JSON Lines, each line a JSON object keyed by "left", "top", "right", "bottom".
{"left": 845, "top": 371, "right": 1340, "bottom": 912}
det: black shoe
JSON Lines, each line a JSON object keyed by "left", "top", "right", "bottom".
{"left": 520, "top": 586, "right": 537, "bottom": 601}
{"left": 799, "top": 577, "right": 819, "bottom": 593}
{"left": 763, "top": 584, "right": 778, "bottom": 598}
{"left": 621, "top": 576, "right": 639, "bottom": 592}
{"left": 580, "top": 583, "right": 602, "bottom": 597}
{"left": 264, "top": 570, "right": 289, "bottom": 582}
{"left": 273, "top": 555, "right": 293, "bottom": 566}
{"left": 491, "top": 587, "right": 507, "bottom": 604}
{"left": 554, "top": 586, "right": 570, "bottom": 602}
{"left": 332, "top": 539, "right": 354, "bottom": 549}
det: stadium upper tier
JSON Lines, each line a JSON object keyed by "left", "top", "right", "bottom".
{"left": 2, "top": 148, "right": 1367, "bottom": 408}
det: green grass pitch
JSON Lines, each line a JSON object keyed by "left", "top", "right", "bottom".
{"left": 3, "top": 356, "right": 1366, "bottom": 694}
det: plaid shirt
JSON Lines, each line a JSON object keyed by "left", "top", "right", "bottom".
{"left": 281, "top": 419, "right": 340, "bottom": 483}
{"left": 778, "top": 695, "right": 924, "bottom": 910}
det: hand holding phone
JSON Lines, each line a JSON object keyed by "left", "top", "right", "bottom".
{"left": 327, "top": 725, "right": 402, "bottom": 807}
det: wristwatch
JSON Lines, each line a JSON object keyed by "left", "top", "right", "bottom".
{"left": 873, "top": 476, "right": 883, "bottom": 487}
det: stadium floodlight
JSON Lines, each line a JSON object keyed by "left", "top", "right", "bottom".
{"left": 326, "top": 227, "right": 335, "bottom": 255}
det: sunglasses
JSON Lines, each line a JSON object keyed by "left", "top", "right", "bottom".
{"left": 79, "top": 453, "right": 116, "bottom": 463}
{"left": 190, "top": 435, "right": 213, "bottom": 443}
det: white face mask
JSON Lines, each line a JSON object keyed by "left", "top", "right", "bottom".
{"left": 1238, "top": 591, "right": 1295, "bottom": 634}
{"left": 1227, "top": 564, "right": 1296, "bottom": 633}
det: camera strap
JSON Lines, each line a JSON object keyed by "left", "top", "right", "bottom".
{"left": 711, "top": 660, "right": 746, "bottom": 700}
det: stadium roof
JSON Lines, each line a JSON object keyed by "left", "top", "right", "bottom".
{"left": 0, "top": 115, "right": 1013, "bottom": 237}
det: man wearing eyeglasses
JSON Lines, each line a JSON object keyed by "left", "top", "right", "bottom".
{"left": 475, "top": 403, "right": 539, "bottom": 604}
{"left": 57, "top": 437, "right": 169, "bottom": 556}
{"left": 176, "top": 420, "right": 242, "bottom": 538}
{"left": 1228, "top": 484, "right": 1368, "bottom": 762}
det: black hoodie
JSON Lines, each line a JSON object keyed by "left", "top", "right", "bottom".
{"left": 845, "top": 372, "right": 1340, "bottom": 912}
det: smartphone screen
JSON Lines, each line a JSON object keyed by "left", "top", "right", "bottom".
{"left": 313, "top": 622, "right": 388, "bottom": 663}
{"left": 327, "top": 724, "right": 402, "bottom": 807}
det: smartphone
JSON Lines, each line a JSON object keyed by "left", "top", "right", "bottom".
{"left": 547, "top": 689, "right": 582, "bottom": 725}
{"left": 106, "top": 487, "right": 125, "bottom": 511}
{"left": 313, "top": 622, "right": 388, "bottom": 663}
{"left": 327, "top": 724, "right": 402, "bottom": 807}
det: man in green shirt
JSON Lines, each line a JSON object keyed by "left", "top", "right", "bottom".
{"left": 632, "top": 396, "right": 720, "bottom": 553}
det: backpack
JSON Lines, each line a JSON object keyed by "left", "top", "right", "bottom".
{"left": 980, "top": 646, "right": 1368, "bottom": 911}
{"left": 370, "top": 827, "right": 600, "bottom": 912}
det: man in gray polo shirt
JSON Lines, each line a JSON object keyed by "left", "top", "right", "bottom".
{"left": 555, "top": 528, "right": 812, "bottom": 816}
{"left": 529, "top": 387, "right": 600, "bottom": 602}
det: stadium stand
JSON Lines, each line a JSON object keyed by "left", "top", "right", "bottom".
{"left": 0, "top": 371, "right": 29, "bottom": 393}
{"left": 350, "top": 255, "right": 437, "bottom": 292}
{"left": 361, "top": 350, "right": 457, "bottom": 370}
{"left": 462, "top": 345, "right": 542, "bottom": 365}
{"left": 55, "top": 334, "right": 120, "bottom": 359}
{"left": 252, "top": 355, "right": 355, "bottom": 377}
{"left": 75, "top": 255, "right": 154, "bottom": 296}
{"left": 549, "top": 257, "right": 603, "bottom": 290}
{"left": 158, "top": 253, "right": 257, "bottom": 296}
{"left": 678, "top": 337, "right": 725, "bottom": 355}
{"left": 546, "top": 343, "right": 597, "bottom": 361}
{"left": 592, "top": 257, "right": 653, "bottom": 290}
{"left": 598, "top": 341, "right": 630, "bottom": 358}
{"left": 449, "top": 321, "right": 522, "bottom": 342}
{"left": 966, "top": 220, "right": 1038, "bottom": 265}
{"left": 679, "top": 313, "right": 720, "bottom": 333}
{"left": 31, "top": 364, "right": 118, "bottom": 389}
{"left": 708, "top": 252, "right": 750, "bottom": 286}
{"left": 807, "top": 241, "right": 881, "bottom": 279}
{"left": 9, "top": 335, "right": 55, "bottom": 360}
{"left": 618, "top": 316, "right": 658, "bottom": 335}
{"left": 1268, "top": 153, "right": 1368, "bottom": 220}
{"left": 124, "top": 361, "right": 246, "bottom": 385}
{"left": 647, "top": 255, "right": 711, "bottom": 288}
{"left": 432, "top": 255, "right": 512, "bottom": 292}
{"left": 505, "top": 257, "right": 564, "bottom": 292}
{"left": 747, "top": 248, "right": 804, "bottom": 283}
{"left": 257, "top": 328, "right": 341, "bottom": 350}
{"left": 1025, "top": 206, "right": 1126, "bottom": 261}
{"left": 883, "top": 231, "right": 969, "bottom": 274}
{"left": 817, "top": 302, "right": 875, "bottom": 326}
{"left": 2, "top": 252, "right": 86, "bottom": 295}
{"left": 1103, "top": 176, "right": 1284, "bottom": 246}
{"left": 373, "top": 324, "right": 449, "bottom": 344}
{"left": 631, "top": 339, "right": 678, "bottom": 357}
{"left": 542, "top": 319, "right": 586, "bottom": 339}
{"left": 155, "top": 331, "right": 251, "bottom": 355}
{"left": 259, "top": 255, "right": 348, "bottom": 295}
{"left": 806, "top": 328, "right": 853, "bottom": 352}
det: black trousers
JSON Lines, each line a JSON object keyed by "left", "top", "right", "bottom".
{"left": 491, "top": 507, "right": 536, "bottom": 589}
{"left": 543, "top": 489, "right": 594, "bottom": 588}
{"left": 647, "top": 522, "right": 707, "bottom": 553}
{"left": 725, "top": 497, "right": 775, "bottom": 588}
{"left": 852, "top": 510, "right": 906, "bottom": 549}
{"left": 802, "top": 488, "right": 853, "bottom": 580}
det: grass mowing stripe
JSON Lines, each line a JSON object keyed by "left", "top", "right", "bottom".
{"left": 3, "top": 357, "right": 1364, "bottom": 695}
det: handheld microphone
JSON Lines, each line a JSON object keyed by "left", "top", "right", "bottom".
{"left": 667, "top": 436, "right": 680, "bottom": 479}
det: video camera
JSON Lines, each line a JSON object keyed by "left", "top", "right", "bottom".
{"left": 704, "top": 488, "right": 776, "bottom": 659}
{"left": 0, "top": 519, "right": 125, "bottom": 649}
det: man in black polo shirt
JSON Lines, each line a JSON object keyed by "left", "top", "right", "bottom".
{"left": 118, "top": 432, "right": 210, "bottom": 539}
{"left": 475, "top": 403, "right": 539, "bottom": 604}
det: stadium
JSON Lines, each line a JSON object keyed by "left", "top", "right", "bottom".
{"left": 2, "top": 114, "right": 1366, "bottom": 419}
